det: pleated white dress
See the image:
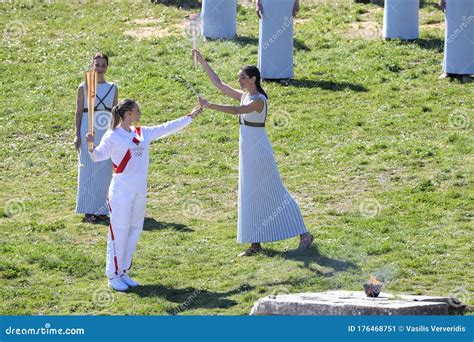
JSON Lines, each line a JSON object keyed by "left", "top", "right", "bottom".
{"left": 258, "top": 0, "right": 295, "bottom": 79}
{"left": 383, "top": 0, "right": 419, "bottom": 40}
{"left": 443, "top": 0, "right": 474, "bottom": 75}
{"left": 201, "top": 0, "right": 237, "bottom": 39}
{"left": 237, "top": 93, "right": 308, "bottom": 243}
{"left": 76, "top": 82, "right": 116, "bottom": 215}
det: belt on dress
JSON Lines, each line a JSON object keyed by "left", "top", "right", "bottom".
{"left": 83, "top": 106, "right": 112, "bottom": 113}
{"left": 240, "top": 119, "right": 265, "bottom": 127}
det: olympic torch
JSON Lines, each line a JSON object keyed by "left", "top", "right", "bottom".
{"left": 85, "top": 70, "right": 97, "bottom": 152}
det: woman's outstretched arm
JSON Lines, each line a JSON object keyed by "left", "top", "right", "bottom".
{"left": 86, "top": 131, "right": 117, "bottom": 162}
{"left": 192, "top": 49, "right": 244, "bottom": 101}
{"left": 146, "top": 106, "right": 202, "bottom": 141}
{"left": 199, "top": 96, "right": 264, "bottom": 115}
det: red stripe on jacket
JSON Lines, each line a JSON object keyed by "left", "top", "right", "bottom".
{"left": 112, "top": 149, "right": 132, "bottom": 174}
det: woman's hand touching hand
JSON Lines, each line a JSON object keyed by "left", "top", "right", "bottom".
{"left": 198, "top": 96, "right": 210, "bottom": 109}
{"left": 189, "top": 106, "right": 203, "bottom": 119}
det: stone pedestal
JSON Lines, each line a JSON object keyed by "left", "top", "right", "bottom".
{"left": 250, "top": 291, "right": 461, "bottom": 316}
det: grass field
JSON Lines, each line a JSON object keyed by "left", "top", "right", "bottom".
{"left": 0, "top": 0, "right": 472, "bottom": 315}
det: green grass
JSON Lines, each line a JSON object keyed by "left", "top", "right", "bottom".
{"left": 0, "top": 0, "right": 472, "bottom": 315}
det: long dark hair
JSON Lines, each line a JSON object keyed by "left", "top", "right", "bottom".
{"left": 91, "top": 51, "right": 109, "bottom": 66}
{"left": 110, "top": 99, "right": 137, "bottom": 129}
{"left": 241, "top": 65, "right": 268, "bottom": 99}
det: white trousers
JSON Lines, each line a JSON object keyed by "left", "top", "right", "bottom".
{"left": 106, "top": 188, "right": 147, "bottom": 279}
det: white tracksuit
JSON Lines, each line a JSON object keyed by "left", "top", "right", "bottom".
{"left": 89, "top": 116, "right": 193, "bottom": 278}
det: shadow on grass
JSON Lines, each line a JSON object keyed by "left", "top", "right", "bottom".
{"left": 143, "top": 217, "right": 193, "bottom": 232}
{"left": 277, "top": 79, "right": 368, "bottom": 92}
{"left": 294, "top": 38, "right": 311, "bottom": 51}
{"left": 234, "top": 36, "right": 310, "bottom": 51}
{"left": 129, "top": 284, "right": 252, "bottom": 314}
{"left": 263, "top": 245, "right": 358, "bottom": 276}
{"left": 234, "top": 35, "right": 259, "bottom": 46}
{"left": 354, "top": 0, "right": 440, "bottom": 9}
{"left": 150, "top": 0, "right": 201, "bottom": 8}
{"left": 408, "top": 38, "right": 444, "bottom": 52}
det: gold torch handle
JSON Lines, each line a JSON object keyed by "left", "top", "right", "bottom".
{"left": 85, "top": 71, "right": 97, "bottom": 152}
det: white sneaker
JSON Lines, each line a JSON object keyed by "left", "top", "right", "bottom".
{"left": 120, "top": 273, "right": 140, "bottom": 287}
{"left": 108, "top": 276, "right": 129, "bottom": 292}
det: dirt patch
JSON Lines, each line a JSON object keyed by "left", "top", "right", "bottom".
{"left": 347, "top": 21, "right": 382, "bottom": 40}
{"left": 124, "top": 26, "right": 175, "bottom": 40}
{"left": 346, "top": 6, "right": 383, "bottom": 40}
{"left": 129, "top": 17, "right": 164, "bottom": 26}
{"left": 295, "top": 18, "right": 311, "bottom": 25}
{"left": 124, "top": 16, "right": 186, "bottom": 40}
{"left": 238, "top": 0, "right": 254, "bottom": 7}
{"left": 421, "top": 22, "right": 445, "bottom": 30}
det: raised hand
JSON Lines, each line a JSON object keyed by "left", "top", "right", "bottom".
{"left": 198, "top": 96, "right": 210, "bottom": 109}
{"left": 192, "top": 49, "right": 205, "bottom": 66}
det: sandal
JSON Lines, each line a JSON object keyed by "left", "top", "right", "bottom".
{"left": 238, "top": 246, "right": 262, "bottom": 257}
{"left": 299, "top": 233, "right": 314, "bottom": 249}
{"left": 83, "top": 214, "right": 99, "bottom": 223}
{"left": 97, "top": 215, "right": 110, "bottom": 222}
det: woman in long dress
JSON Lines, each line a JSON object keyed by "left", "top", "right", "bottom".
{"left": 439, "top": 0, "right": 474, "bottom": 83}
{"left": 256, "top": 0, "right": 299, "bottom": 80}
{"left": 201, "top": 0, "right": 237, "bottom": 39}
{"left": 192, "top": 49, "right": 314, "bottom": 257}
{"left": 74, "top": 52, "right": 118, "bottom": 223}
{"left": 383, "top": 0, "right": 419, "bottom": 40}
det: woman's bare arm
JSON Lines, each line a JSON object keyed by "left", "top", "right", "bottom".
{"left": 193, "top": 49, "right": 244, "bottom": 101}
{"left": 74, "top": 85, "right": 84, "bottom": 150}
{"left": 199, "top": 96, "right": 264, "bottom": 115}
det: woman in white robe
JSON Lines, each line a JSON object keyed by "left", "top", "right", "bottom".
{"left": 201, "top": 0, "right": 237, "bottom": 39}
{"left": 439, "top": 0, "right": 474, "bottom": 83}
{"left": 74, "top": 52, "right": 118, "bottom": 223}
{"left": 383, "top": 0, "right": 419, "bottom": 40}
{"left": 192, "top": 49, "right": 314, "bottom": 257}
{"left": 256, "top": 0, "right": 299, "bottom": 80}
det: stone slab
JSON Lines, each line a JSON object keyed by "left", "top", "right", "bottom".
{"left": 250, "top": 291, "right": 452, "bottom": 316}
